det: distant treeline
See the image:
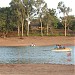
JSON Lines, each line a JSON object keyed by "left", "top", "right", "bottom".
{"left": 0, "top": 0, "right": 75, "bottom": 38}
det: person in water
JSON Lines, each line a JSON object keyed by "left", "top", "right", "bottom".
{"left": 30, "top": 43, "right": 35, "bottom": 47}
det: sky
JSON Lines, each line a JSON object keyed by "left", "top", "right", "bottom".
{"left": 45, "top": 0, "right": 75, "bottom": 17}
{"left": 0, "top": 0, "right": 75, "bottom": 17}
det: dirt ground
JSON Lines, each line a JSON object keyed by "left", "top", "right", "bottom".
{"left": 0, "top": 64, "right": 75, "bottom": 75}
{"left": 0, "top": 36, "right": 75, "bottom": 46}
{"left": 0, "top": 36, "right": 75, "bottom": 75}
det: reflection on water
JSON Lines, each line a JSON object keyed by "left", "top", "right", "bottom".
{"left": 0, "top": 46, "right": 75, "bottom": 65}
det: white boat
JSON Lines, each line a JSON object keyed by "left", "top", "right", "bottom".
{"left": 52, "top": 48, "right": 72, "bottom": 52}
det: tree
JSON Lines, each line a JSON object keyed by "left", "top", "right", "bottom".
{"left": 43, "top": 9, "right": 51, "bottom": 35}
{"left": 57, "top": 1, "right": 72, "bottom": 36}
{"left": 34, "top": 0, "right": 47, "bottom": 36}
{"left": 10, "top": 0, "right": 25, "bottom": 37}
{"left": 21, "top": 0, "right": 35, "bottom": 36}
{"left": 0, "top": 7, "right": 12, "bottom": 38}
{"left": 43, "top": 8, "right": 58, "bottom": 35}
{"left": 66, "top": 15, "right": 75, "bottom": 31}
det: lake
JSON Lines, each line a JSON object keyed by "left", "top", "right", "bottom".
{"left": 0, "top": 46, "right": 75, "bottom": 65}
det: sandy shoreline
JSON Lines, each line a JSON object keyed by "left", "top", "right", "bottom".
{"left": 0, "top": 64, "right": 75, "bottom": 75}
{"left": 0, "top": 36, "right": 75, "bottom": 46}
{"left": 0, "top": 36, "right": 75, "bottom": 75}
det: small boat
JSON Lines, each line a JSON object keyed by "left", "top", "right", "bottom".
{"left": 52, "top": 48, "right": 72, "bottom": 52}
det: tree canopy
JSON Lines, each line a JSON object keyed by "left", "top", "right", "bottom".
{"left": 0, "top": 0, "right": 74, "bottom": 37}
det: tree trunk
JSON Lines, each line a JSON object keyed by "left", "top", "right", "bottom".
{"left": 65, "top": 20, "right": 67, "bottom": 36}
{"left": 22, "top": 18, "right": 24, "bottom": 37}
{"left": 64, "top": 13, "right": 67, "bottom": 36}
{"left": 40, "top": 18, "right": 43, "bottom": 36}
{"left": 68, "top": 26, "right": 70, "bottom": 30}
{"left": 47, "top": 24, "right": 48, "bottom": 35}
{"left": 27, "top": 22, "right": 29, "bottom": 36}
{"left": 2, "top": 28, "right": 6, "bottom": 38}
{"left": 18, "top": 25, "right": 20, "bottom": 37}
{"left": 27, "top": 14, "right": 30, "bottom": 36}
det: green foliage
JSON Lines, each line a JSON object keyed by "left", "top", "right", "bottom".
{"left": 10, "top": 0, "right": 25, "bottom": 24}
{"left": 43, "top": 8, "right": 59, "bottom": 29}
{"left": 34, "top": 0, "right": 47, "bottom": 18}
{"left": 0, "top": 7, "right": 12, "bottom": 32}
{"left": 0, "top": 0, "right": 74, "bottom": 37}
{"left": 57, "top": 22, "right": 64, "bottom": 29}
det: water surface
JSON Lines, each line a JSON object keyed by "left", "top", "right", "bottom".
{"left": 0, "top": 46, "right": 75, "bottom": 65}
